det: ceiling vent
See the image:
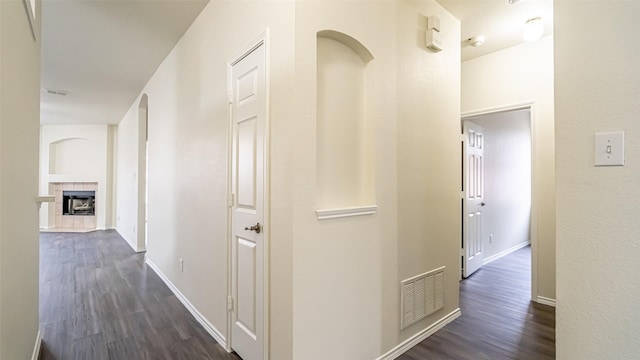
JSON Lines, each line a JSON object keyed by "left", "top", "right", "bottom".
{"left": 45, "top": 88, "right": 69, "bottom": 96}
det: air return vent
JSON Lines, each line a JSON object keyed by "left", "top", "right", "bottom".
{"left": 401, "top": 266, "right": 445, "bottom": 329}
{"left": 45, "top": 88, "right": 69, "bottom": 96}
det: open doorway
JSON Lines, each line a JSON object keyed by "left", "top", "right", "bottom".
{"left": 461, "top": 106, "right": 532, "bottom": 287}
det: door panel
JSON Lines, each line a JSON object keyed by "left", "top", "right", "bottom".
{"left": 463, "top": 121, "right": 484, "bottom": 278}
{"left": 231, "top": 42, "right": 265, "bottom": 360}
{"left": 237, "top": 117, "right": 257, "bottom": 208}
{"left": 237, "top": 237, "right": 257, "bottom": 337}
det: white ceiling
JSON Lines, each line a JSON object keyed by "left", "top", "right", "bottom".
{"left": 437, "top": 0, "right": 553, "bottom": 61}
{"left": 40, "top": 0, "right": 552, "bottom": 125}
{"left": 40, "top": 0, "right": 208, "bottom": 125}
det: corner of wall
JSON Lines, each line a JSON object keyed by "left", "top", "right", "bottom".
{"left": 0, "top": 1, "right": 41, "bottom": 358}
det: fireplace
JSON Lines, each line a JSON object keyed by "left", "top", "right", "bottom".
{"left": 62, "top": 191, "right": 95, "bottom": 216}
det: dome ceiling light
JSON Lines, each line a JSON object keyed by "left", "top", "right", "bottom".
{"left": 523, "top": 17, "right": 544, "bottom": 42}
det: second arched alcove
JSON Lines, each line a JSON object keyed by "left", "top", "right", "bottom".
{"left": 315, "top": 30, "right": 377, "bottom": 219}
{"left": 137, "top": 94, "right": 149, "bottom": 251}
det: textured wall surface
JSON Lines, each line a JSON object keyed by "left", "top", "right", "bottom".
{"left": 117, "top": 0, "right": 460, "bottom": 358}
{"left": 555, "top": 2, "right": 640, "bottom": 358}
{"left": 293, "top": 1, "right": 460, "bottom": 358}
{"left": 116, "top": 2, "right": 296, "bottom": 358}
{"left": 0, "top": 0, "right": 41, "bottom": 358}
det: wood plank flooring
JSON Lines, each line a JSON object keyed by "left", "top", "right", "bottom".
{"left": 399, "top": 246, "right": 556, "bottom": 359}
{"left": 39, "top": 230, "right": 241, "bottom": 360}
{"left": 40, "top": 231, "right": 554, "bottom": 359}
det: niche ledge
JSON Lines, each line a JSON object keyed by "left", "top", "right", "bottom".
{"left": 315, "top": 205, "right": 378, "bottom": 220}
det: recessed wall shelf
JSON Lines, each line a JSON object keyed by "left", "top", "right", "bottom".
{"left": 315, "top": 205, "right": 378, "bottom": 220}
{"left": 316, "top": 30, "right": 376, "bottom": 211}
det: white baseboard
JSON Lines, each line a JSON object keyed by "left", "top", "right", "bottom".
{"left": 145, "top": 259, "right": 227, "bottom": 348}
{"left": 115, "top": 229, "right": 145, "bottom": 253}
{"left": 31, "top": 330, "right": 41, "bottom": 360}
{"left": 536, "top": 296, "right": 556, "bottom": 307}
{"left": 483, "top": 241, "right": 530, "bottom": 265}
{"left": 115, "top": 229, "right": 135, "bottom": 251}
{"left": 376, "top": 308, "right": 461, "bottom": 360}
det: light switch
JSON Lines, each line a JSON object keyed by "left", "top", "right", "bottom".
{"left": 594, "top": 131, "right": 624, "bottom": 166}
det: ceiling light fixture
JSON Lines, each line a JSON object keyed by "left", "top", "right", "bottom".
{"left": 508, "top": 0, "right": 524, "bottom": 4}
{"left": 468, "top": 36, "right": 485, "bottom": 48}
{"left": 522, "top": 17, "right": 544, "bottom": 42}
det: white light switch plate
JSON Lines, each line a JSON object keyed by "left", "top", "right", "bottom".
{"left": 594, "top": 131, "right": 624, "bottom": 166}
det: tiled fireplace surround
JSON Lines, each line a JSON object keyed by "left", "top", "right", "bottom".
{"left": 53, "top": 182, "right": 97, "bottom": 230}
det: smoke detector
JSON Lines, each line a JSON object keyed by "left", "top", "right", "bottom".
{"left": 468, "top": 36, "right": 485, "bottom": 48}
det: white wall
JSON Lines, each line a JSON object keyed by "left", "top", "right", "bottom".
{"left": 293, "top": 3, "right": 393, "bottom": 358}
{"left": 114, "top": 101, "right": 142, "bottom": 251}
{"left": 394, "top": 1, "right": 461, "bottom": 350}
{"left": 469, "top": 110, "right": 531, "bottom": 261}
{"left": 115, "top": 96, "right": 147, "bottom": 252}
{"left": 116, "top": 2, "right": 296, "bottom": 358}
{"left": 0, "top": 0, "right": 41, "bottom": 358}
{"left": 555, "top": 2, "right": 640, "bottom": 358}
{"left": 39, "top": 124, "right": 115, "bottom": 230}
{"left": 116, "top": 0, "right": 460, "bottom": 358}
{"left": 294, "top": 0, "right": 460, "bottom": 357}
{"left": 462, "top": 36, "right": 555, "bottom": 302}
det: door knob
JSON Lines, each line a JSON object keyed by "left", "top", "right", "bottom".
{"left": 244, "top": 222, "right": 261, "bottom": 234}
{"left": 481, "top": 202, "right": 486, "bottom": 206}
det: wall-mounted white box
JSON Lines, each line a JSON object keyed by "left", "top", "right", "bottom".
{"left": 426, "top": 29, "right": 442, "bottom": 52}
{"left": 427, "top": 15, "right": 441, "bottom": 32}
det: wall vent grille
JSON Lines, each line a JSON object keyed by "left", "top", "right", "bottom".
{"left": 45, "top": 88, "right": 69, "bottom": 96}
{"left": 401, "top": 266, "right": 445, "bottom": 329}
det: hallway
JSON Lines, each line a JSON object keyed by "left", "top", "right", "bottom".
{"left": 399, "top": 246, "right": 555, "bottom": 359}
{"left": 39, "top": 230, "right": 240, "bottom": 360}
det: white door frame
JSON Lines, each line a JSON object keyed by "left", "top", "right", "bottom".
{"left": 226, "top": 30, "right": 270, "bottom": 359}
{"left": 461, "top": 101, "right": 537, "bottom": 302}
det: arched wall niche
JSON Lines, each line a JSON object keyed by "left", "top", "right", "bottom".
{"left": 317, "top": 30, "right": 374, "bottom": 63}
{"left": 139, "top": 93, "right": 148, "bottom": 141}
{"left": 48, "top": 137, "right": 95, "bottom": 175}
{"left": 316, "top": 30, "right": 377, "bottom": 218}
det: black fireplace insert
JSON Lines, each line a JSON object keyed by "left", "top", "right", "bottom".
{"left": 62, "top": 191, "right": 95, "bottom": 216}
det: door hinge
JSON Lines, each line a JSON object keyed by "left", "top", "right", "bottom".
{"left": 227, "top": 296, "right": 234, "bottom": 311}
{"left": 460, "top": 248, "right": 465, "bottom": 257}
{"left": 460, "top": 133, "right": 466, "bottom": 141}
{"left": 228, "top": 193, "right": 234, "bottom": 208}
{"left": 228, "top": 90, "right": 233, "bottom": 104}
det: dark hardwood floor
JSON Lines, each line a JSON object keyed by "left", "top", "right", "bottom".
{"left": 39, "top": 230, "right": 241, "bottom": 360}
{"left": 400, "top": 246, "right": 555, "bottom": 360}
{"left": 40, "top": 231, "right": 553, "bottom": 359}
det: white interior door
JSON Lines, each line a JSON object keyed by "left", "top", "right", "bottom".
{"left": 463, "top": 121, "right": 485, "bottom": 278}
{"left": 230, "top": 41, "right": 265, "bottom": 360}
